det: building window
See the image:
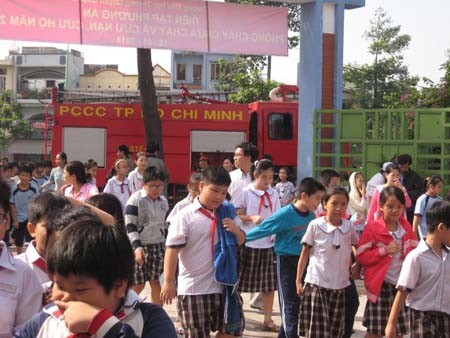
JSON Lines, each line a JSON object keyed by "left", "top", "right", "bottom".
{"left": 193, "top": 64, "right": 202, "bottom": 84}
{"left": 176, "top": 63, "right": 186, "bottom": 81}
{"left": 46, "top": 80, "right": 56, "bottom": 88}
{"left": 0, "top": 68, "right": 6, "bottom": 90}
{"left": 268, "top": 113, "right": 293, "bottom": 140}
{"left": 210, "top": 62, "right": 219, "bottom": 81}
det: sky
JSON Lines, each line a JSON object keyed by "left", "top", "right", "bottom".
{"left": 1, "top": 0, "right": 449, "bottom": 86}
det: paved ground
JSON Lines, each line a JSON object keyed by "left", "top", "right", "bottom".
{"left": 141, "top": 280, "right": 369, "bottom": 338}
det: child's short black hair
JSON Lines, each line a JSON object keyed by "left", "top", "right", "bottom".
{"left": 28, "top": 192, "right": 71, "bottom": 225}
{"left": 47, "top": 217, "right": 135, "bottom": 293}
{"left": 297, "top": 177, "right": 325, "bottom": 197}
{"left": 143, "top": 166, "right": 165, "bottom": 184}
{"left": 0, "top": 181, "right": 11, "bottom": 212}
{"left": 250, "top": 159, "right": 273, "bottom": 177}
{"left": 379, "top": 186, "right": 406, "bottom": 206}
{"left": 18, "top": 165, "right": 32, "bottom": 176}
{"left": 188, "top": 172, "right": 202, "bottom": 186}
{"left": 426, "top": 201, "right": 450, "bottom": 233}
{"left": 323, "top": 186, "right": 349, "bottom": 203}
{"left": 320, "top": 169, "right": 340, "bottom": 187}
{"left": 201, "top": 166, "right": 231, "bottom": 187}
{"left": 86, "top": 193, "right": 125, "bottom": 228}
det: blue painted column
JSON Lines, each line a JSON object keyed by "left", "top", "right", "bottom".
{"left": 297, "top": 0, "right": 323, "bottom": 179}
{"left": 297, "top": 0, "right": 364, "bottom": 180}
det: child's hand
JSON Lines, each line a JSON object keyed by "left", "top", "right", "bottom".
{"left": 222, "top": 218, "right": 238, "bottom": 234}
{"left": 13, "top": 220, "right": 19, "bottom": 229}
{"left": 386, "top": 240, "right": 400, "bottom": 255}
{"left": 296, "top": 281, "right": 303, "bottom": 296}
{"left": 350, "top": 262, "right": 362, "bottom": 279}
{"left": 134, "top": 248, "right": 145, "bottom": 266}
{"left": 160, "top": 282, "right": 177, "bottom": 305}
{"left": 385, "top": 322, "right": 397, "bottom": 338}
{"left": 55, "top": 300, "right": 100, "bottom": 333}
{"left": 250, "top": 215, "right": 263, "bottom": 225}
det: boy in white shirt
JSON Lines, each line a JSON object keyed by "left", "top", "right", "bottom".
{"left": 0, "top": 182, "right": 41, "bottom": 336}
{"left": 386, "top": 200, "right": 450, "bottom": 338}
{"left": 161, "top": 166, "right": 246, "bottom": 338}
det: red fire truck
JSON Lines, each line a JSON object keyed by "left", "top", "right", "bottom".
{"left": 48, "top": 86, "right": 299, "bottom": 199}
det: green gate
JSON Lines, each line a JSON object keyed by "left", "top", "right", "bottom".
{"left": 313, "top": 108, "right": 450, "bottom": 191}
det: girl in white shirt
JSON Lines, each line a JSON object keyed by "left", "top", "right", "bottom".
{"left": 128, "top": 152, "right": 147, "bottom": 194}
{"left": 235, "top": 159, "right": 281, "bottom": 332}
{"left": 103, "top": 159, "right": 131, "bottom": 212}
{"left": 296, "top": 186, "right": 359, "bottom": 338}
{"left": 275, "top": 167, "right": 296, "bottom": 207}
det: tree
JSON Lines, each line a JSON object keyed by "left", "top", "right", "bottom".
{"left": 344, "top": 8, "right": 419, "bottom": 108}
{"left": 137, "top": 48, "right": 163, "bottom": 157}
{"left": 215, "top": 56, "right": 279, "bottom": 103}
{"left": 416, "top": 51, "right": 450, "bottom": 108}
{"left": 0, "top": 91, "right": 32, "bottom": 152}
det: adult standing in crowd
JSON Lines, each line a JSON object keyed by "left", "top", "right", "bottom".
{"left": 41, "top": 152, "right": 67, "bottom": 192}
{"left": 228, "top": 142, "right": 259, "bottom": 205}
{"left": 396, "top": 153, "right": 423, "bottom": 223}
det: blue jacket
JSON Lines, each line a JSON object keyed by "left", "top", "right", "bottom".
{"left": 245, "top": 204, "right": 315, "bottom": 256}
{"left": 214, "top": 201, "right": 243, "bottom": 335}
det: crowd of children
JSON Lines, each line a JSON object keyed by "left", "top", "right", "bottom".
{"left": 1, "top": 147, "right": 449, "bottom": 338}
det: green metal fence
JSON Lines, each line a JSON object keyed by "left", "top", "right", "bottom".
{"left": 313, "top": 108, "right": 450, "bottom": 190}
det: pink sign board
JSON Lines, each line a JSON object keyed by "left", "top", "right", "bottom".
{"left": 0, "top": 0, "right": 288, "bottom": 56}
{"left": 208, "top": 2, "right": 288, "bottom": 56}
{"left": 80, "top": 0, "right": 209, "bottom": 51}
{"left": 0, "top": 0, "right": 81, "bottom": 44}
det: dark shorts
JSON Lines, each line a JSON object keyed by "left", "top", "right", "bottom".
{"left": 134, "top": 242, "right": 164, "bottom": 285}
{"left": 363, "top": 282, "right": 409, "bottom": 335}
{"left": 409, "top": 308, "right": 450, "bottom": 338}
{"left": 299, "top": 283, "right": 345, "bottom": 338}
{"left": 177, "top": 293, "right": 244, "bottom": 338}
{"left": 12, "top": 220, "right": 32, "bottom": 247}
{"left": 238, "top": 246, "right": 277, "bottom": 292}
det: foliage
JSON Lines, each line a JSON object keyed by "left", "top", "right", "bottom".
{"left": 214, "top": 57, "right": 279, "bottom": 103}
{"left": 415, "top": 52, "right": 450, "bottom": 108}
{"left": 0, "top": 91, "right": 33, "bottom": 151}
{"left": 343, "top": 8, "right": 419, "bottom": 109}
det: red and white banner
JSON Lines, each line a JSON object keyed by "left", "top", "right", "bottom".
{"left": 0, "top": 0, "right": 288, "bottom": 56}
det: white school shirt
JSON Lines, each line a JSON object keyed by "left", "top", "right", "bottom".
{"left": 384, "top": 224, "right": 406, "bottom": 285}
{"left": 103, "top": 176, "right": 132, "bottom": 212}
{"left": 234, "top": 184, "right": 280, "bottom": 249}
{"left": 166, "top": 198, "right": 242, "bottom": 295}
{"left": 166, "top": 198, "right": 221, "bottom": 295}
{"left": 0, "top": 241, "right": 42, "bottom": 336}
{"left": 16, "top": 240, "right": 51, "bottom": 292}
{"left": 302, "top": 217, "right": 359, "bottom": 290}
{"left": 128, "top": 168, "right": 144, "bottom": 194}
{"left": 397, "top": 239, "right": 450, "bottom": 314}
{"left": 166, "top": 195, "right": 192, "bottom": 225}
{"left": 228, "top": 169, "right": 252, "bottom": 205}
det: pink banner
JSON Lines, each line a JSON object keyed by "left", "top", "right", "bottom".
{"left": 0, "top": 0, "right": 80, "bottom": 44}
{"left": 80, "top": 0, "right": 209, "bottom": 51}
{"left": 208, "top": 2, "right": 288, "bottom": 56}
{"left": 0, "top": 0, "right": 288, "bottom": 56}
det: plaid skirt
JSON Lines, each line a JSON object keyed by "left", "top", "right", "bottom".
{"left": 134, "top": 242, "right": 165, "bottom": 285}
{"left": 409, "top": 308, "right": 450, "bottom": 338}
{"left": 363, "top": 282, "right": 409, "bottom": 335}
{"left": 298, "top": 283, "right": 345, "bottom": 338}
{"left": 237, "top": 246, "right": 277, "bottom": 292}
{"left": 177, "top": 293, "right": 244, "bottom": 338}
